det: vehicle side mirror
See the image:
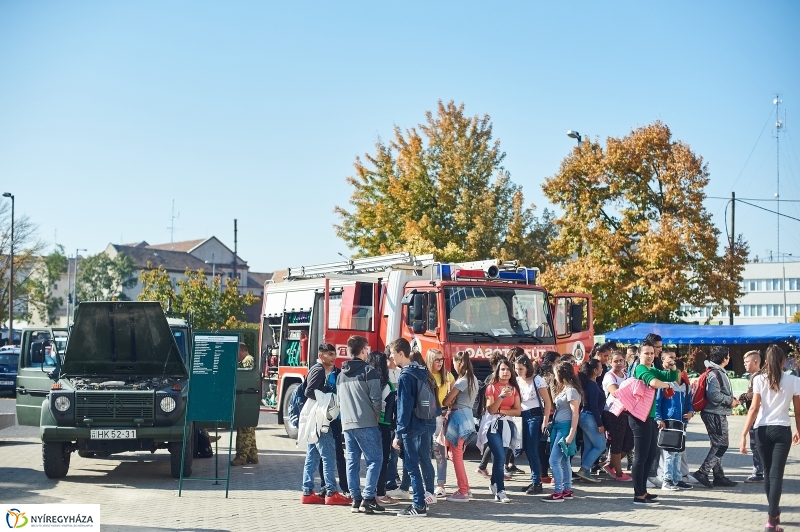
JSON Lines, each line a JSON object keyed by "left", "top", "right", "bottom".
{"left": 569, "top": 304, "right": 584, "bottom": 332}
{"left": 411, "top": 294, "right": 425, "bottom": 321}
{"left": 31, "top": 341, "right": 45, "bottom": 364}
{"left": 412, "top": 320, "right": 426, "bottom": 335}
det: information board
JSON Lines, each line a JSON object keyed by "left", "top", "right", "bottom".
{"left": 187, "top": 334, "right": 238, "bottom": 422}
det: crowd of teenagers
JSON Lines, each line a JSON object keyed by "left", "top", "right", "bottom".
{"left": 294, "top": 334, "right": 800, "bottom": 528}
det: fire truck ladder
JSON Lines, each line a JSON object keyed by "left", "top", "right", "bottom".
{"left": 286, "top": 252, "right": 434, "bottom": 280}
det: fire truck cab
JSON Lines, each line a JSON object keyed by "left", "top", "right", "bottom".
{"left": 258, "top": 252, "right": 593, "bottom": 438}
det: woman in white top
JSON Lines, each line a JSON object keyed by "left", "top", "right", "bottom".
{"left": 739, "top": 345, "right": 800, "bottom": 532}
{"left": 515, "top": 354, "right": 552, "bottom": 495}
{"left": 601, "top": 351, "right": 633, "bottom": 481}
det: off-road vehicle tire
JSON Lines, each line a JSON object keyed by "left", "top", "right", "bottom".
{"left": 283, "top": 383, "right": 300, "bottom": 439}
{"left": 43, "top": 441, "right": 70, "bottom": 478}
{"left": 169, "top": 427, "right": 194, "bottom": 479}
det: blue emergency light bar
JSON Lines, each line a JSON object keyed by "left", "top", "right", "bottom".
{"left": 433, "top": 264, "right": 537, "bottom": 284}
{"left": 497, "top": 269, "right": 537, "bottom": 284}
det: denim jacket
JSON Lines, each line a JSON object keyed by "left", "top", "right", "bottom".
{"left": 445, "top": 407, "right": 476, "bottom": 446}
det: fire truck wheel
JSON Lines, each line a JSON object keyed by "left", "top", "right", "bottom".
{"left": 283, "top": 383, "right": 300, "bottom": 440}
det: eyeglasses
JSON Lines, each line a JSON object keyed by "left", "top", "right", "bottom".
{"left": 434, "top": 358, "right": 444, "bottom": 363}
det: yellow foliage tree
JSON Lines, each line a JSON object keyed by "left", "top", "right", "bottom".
{"left": 335, "top": 100, "right": 557, "bottom": 269}
{"left": 541, "top": 121, "right": 749, "bottom": 332}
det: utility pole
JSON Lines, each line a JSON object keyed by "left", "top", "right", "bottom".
{"left": 729, "top": 191, "right": 735, "bottom": 325}
{"left": 232, "top": 219, "right": 238, "bottom": 295}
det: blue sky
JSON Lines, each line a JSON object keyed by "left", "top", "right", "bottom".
{"left": 1, "top": 1, "right": 799, "bottom": 272}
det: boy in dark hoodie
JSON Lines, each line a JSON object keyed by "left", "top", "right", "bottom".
{"left": 336, "top": 335, "right": 384, "bottom": 514}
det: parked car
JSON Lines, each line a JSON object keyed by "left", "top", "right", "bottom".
{"left": 0, "top": 346, "right": 20, "bottom": 396}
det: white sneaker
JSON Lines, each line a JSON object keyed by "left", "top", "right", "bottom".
{"left": 434, "top": 486, "right": 446, "bottom": 498}
{"left": 495, "top": 490, "right": 511, "bottom": 503}
{"left": 387, "top": 488, "right": 411, "bottom": 499}
{"left": 490, "top": 483, "right": 498, "bottom": 496}
{"left": 684, "top": 474, "right": 699, "bottom": 485}
{"left": 661, "top": 481, "right": 679, "bottom": 491}
{"left": 424, "top": 491, "right": 437, "bottom": 505}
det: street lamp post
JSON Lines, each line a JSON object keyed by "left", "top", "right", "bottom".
{"left": 2, "top": 193, "right": 13, "bottom": 345}
{"left": 567, "top": 130, "right": 582, "bottom": 144}
{"left": 70, "top": 248, "right": 87, "bottom": 326}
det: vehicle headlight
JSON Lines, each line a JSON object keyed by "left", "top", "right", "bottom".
{"left": 160, "top": 396, "right": 176, "bottom": 413}
{"left": 54, "top": 396, "right": 71, "bottom": 412}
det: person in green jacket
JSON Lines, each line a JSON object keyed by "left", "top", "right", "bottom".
{"left": 629, "top": 339, "right": 679, "bottom": 506}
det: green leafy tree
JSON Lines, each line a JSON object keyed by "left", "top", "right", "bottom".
{"left": 77, "top": 252, "right": 136, "bottom": 302}
{"left": 28, "top": 245, "right": 69, "bottom": 324}
{"left": 540, "top": 121, "right": 749, "bottom": 332}
{"left": 138, "top": 265, "right": 258, "bottom": 329}
{"left": 335, "top": 100, "right": 556, "bottom": 269}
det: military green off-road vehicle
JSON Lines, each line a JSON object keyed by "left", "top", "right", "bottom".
{"left": 16, "top": 302, "right": 195, "bottom": 479}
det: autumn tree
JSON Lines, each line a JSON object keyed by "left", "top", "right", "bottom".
{"left": 0, "top": 202, "right": 46, "bottom": 324}
{"left": 77, "top": 252, "right": 136, "bottom": 301}
{"left": 335, "top": 100, "right": 557, "bottom": 269}
{"left": 540, "top": 121, "right": 749, "bottom": 332}
{"left": 138, "top": 265, "right": 257, "bottom": 329}
{"left": 28, "top": 245, "right": 69, "bottom": 325}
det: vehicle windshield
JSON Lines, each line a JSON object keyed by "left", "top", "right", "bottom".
{"left": 0, "top": 354, "right": 17, "bottom": 365}
{"left": 444, "top": 286, "right": 553, "bottom": 341}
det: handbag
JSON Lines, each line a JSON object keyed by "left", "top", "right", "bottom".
{"left": 657, "top": 419, "right": 686, "bottom": 452}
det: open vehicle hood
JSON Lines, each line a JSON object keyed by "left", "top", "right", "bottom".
{"left": 62, "top": 301, "right": 188, "bottom": 378}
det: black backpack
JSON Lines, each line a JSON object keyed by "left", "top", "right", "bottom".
{"left": 195, "top": 429, "right": 213, "bottom": 459}
{"left": 411, "top": 371, "right": 439, "bottom": 420}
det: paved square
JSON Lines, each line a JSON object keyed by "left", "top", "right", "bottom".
{"left": 0, "top": 399, "right": 797, "bottom": 531}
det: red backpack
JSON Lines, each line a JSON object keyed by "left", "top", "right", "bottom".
{"left": 692, "top": 368, "right": 722, "bottom": 412}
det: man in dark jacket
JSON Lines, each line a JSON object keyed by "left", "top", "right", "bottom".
{"left": 390, "top": 338, "right": 439, "bottom": 518}
{"left": 336, "top": 335, "right": 384, "bottom": 514}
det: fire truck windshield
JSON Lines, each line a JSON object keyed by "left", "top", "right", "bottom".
{"left": 444, "top": 286, "right": 553, "bottom": 343}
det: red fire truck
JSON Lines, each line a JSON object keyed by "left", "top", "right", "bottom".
{"left": 258, "top": 252, "right": 593, "bottom": 437}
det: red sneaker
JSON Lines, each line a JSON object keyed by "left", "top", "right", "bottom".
{"left": 542, "top": 492, "right": 564, "bottom": 503}
{"left": 325, "top": 492, "right": 352, "bottom": 506}
{"left": 562, "top": 489, "right": 574, "bottom": 499}
{"left": 301, "top": 492, "right": 326, "bottom": 504}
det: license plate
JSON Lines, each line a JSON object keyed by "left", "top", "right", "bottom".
{"left": 0, "top": 380, "right": 13, "bottom": 385}
{"left": 90, "top": 429, "right": 136, "bottom": 439}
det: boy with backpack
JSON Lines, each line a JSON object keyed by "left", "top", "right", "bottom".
{"left": 299, "top": 343, "right": 351, "bottom": 506}
{"left": 337, "top": 335, "right": 385, "bottom": 514}
{"left": 654, "top": 351, "right": 694, "bottom": 491}
{"left": 389, "top": 338, "right": 440, "bottom": 518}
{"left": 692, "top": 346, "right": 740, "bottom": 488}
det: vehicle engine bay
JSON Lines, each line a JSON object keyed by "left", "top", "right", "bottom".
{"left": 68, "top": 376, "right": 183, "bottom": 391}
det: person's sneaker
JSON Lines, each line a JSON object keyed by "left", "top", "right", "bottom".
{"left": 633, "top": 497, "right": 659, "bottom": 506}
{"left": 505, "top": 465, "right": 525, "bottom": 475}
{"left": 661, "top": 481, "right": 679, "bottom": 491}
{"left": 475, "top": 467, "right": 490, "bottom": 479}
{"left": 386, "top": 488, "right": 411, "bottom": 499}
{"left": 693, "top": 471, "right": 713, "bottom": 488}
{"left": 495, "top": 490, "right": 511, "bottom": 503}
{"left": 446, "top": 491, "right": 470, "bottom": 502}
{"left": 684, "top": 474, "right": 698, "bottom": 484}
{"left": 675, "top": 481, "right": 693, "bottom": 490}
{"left": 360, "top": 498, "right": 385, "bottom": 514}
{"left": 301, "top": 492, "right": 326, "bottom": 504}
{"left": 562, "top": 489, "right": 574, "bottom": 500}
{"left": 424, "top": 491, "right": 437, "bottom": 505}
{"left": 526, "top": 484, "right": 544, "bottom": 495}
{"left": 542, "top": 492, "right": 564, "bottom": 503}
{"left": 745, "top": 475, "right": 765, "bottom": 483}
{"left": 646, "top": 476, "right": 660, "bottom": 488}
{"left": 575, "top": 468, "right": 598, "bottom": 483}
{"left": 520, "top": 483, "right": 533, "bottom": 492}
{"left": 466, "top": 489, "right": 473, "bottom": 499}
{"left": 230, "top": 457, "right": 247, "bottom": 466}
{"left": 540, "top": 476, "right": 552, "bottom": 484}
{"left": 602, "top": 464, "right": 618, "bottom": 477}
{"left": 644, "top": 493, "right": 658, "bottom": 500}
{"left": 397, "top": 505, "right": 427, "bottom": 518}
{"left": 375, "top": 495, "right": 398, "bottom": 505}
{"left": 615, "top": 472, "right": 633, "bottom": 482}
{"left": 713, "top": 476, "right": 738, "bottom": 488}
{"left": 490, "top": 483, "right": 498, "bottom": 496}
{"left": 325, "top": 492, "right": 352, "bottom": 506}
{"left": 351, "top": 499, "right": 364, "bottom": 513}
{"left": 434, "top": 486, "right": 446, "bottom": 498}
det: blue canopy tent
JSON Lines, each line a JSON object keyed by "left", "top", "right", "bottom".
{"left": 604, "top": 323, "right": 800, "bottom": 345}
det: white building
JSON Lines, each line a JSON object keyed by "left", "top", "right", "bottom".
{"left": 680, "top": 260, "right": 800, "bottom": 324}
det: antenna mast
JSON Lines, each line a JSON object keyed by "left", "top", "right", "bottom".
{"left": 168, "top": 200, "right": 180, "bottom": 243}
{"left": 775, "top": 95, "right": 783, "bottom": 259}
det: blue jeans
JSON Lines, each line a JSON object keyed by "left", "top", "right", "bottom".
{"left": 578, "top": 412, "right": 606, "bottom": 471}
{"left": 664, "top": 450, "right": 681, "bottom": 483}
{"left": 486, "top": 429, "right": 508, "bottom": 493}
{"left": 386, "top": 444, "right": 400, "bottom": 489}
{"left": 302, "top": 430, "right": 338, "bottom": 495}
{"left": 401, "top": 431, "right": 428, "bottom": 510}
{"left": 521, "top": 410, "right": 543, "bottom": 484}
{"left": 549, "top": 425, "right": 573, "bottom": 493}
{"left": 344, "top": 427, "right": 383, "bottom": 501}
